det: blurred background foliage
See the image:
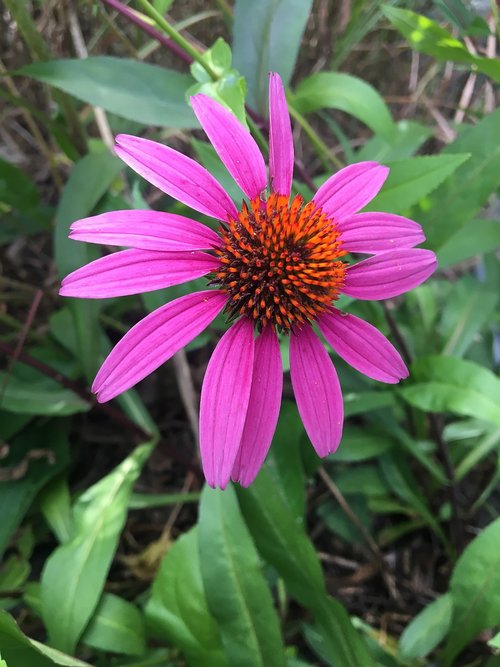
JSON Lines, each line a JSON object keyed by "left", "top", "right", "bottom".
{"left": 0, "top": 0, "right": 499, "bottom": 665}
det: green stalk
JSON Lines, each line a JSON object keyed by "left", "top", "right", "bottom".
{"left": 134, "top": 0, "right": 218, "bottom": 80}
{"left": 288, "top": 103, "right": 344, "bottom": 171}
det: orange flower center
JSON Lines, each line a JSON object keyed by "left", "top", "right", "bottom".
{"left": 213, "top": 193, "right": 347, "bottom": 333}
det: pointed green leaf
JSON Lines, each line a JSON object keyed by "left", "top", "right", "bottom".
{"left": 199, "top": 485, "right": 286, "bottom": 667}
{"left": 399, "top": 593, "right": 453, "bottom": 659}
{"left": 19, "top": 57, "right": 196, "bottom": 128}
{"left": 400, "top": 356, "right": 500, "bottom": 427}
{"left": 233, "top": 0, "right": 313, "bottom": 113}
{"left": 443, "top": 518, "right": 500, "bottom": 665}
{"left": 41, "top": 443, "right": 153, "bottom": 653}
{"left": 145, "top": 528, "right": 227, "bottom": 666}
{"left": 292, "top": 72, "right": 395, "bottom": 139}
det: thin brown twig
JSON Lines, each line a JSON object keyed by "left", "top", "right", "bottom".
{"left": 318, "top": 468, "right": 399, "bottom": 599}
{"left": 0, "top": 289, "right": 43, "bottom": 404}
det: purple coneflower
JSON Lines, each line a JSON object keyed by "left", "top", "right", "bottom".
{"left": 60, "top": 73, "right": 436, "bottom": 488}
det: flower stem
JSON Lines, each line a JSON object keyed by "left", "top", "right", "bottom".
{"left": 288, "top": 103, "right": 344, "bottom": 171}
{"left": 134, "top": 0, "right": 218, "bottom": 80}
{"left": 102, "top": 0, "right": 192, "bottom": 64}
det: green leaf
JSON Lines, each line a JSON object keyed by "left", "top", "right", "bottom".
{"left": 0, "top": 373, "right": 89, "bottom": 416}
{"left": 145, "top": 528, "right": 227, "bottom": 667}
{"left": 441, "top": 281, "right": 498, "bottom": 357}
{"left": 399, "top": 593, "right": 452, "bottom": 659}
{"left": 379, "top": 452, "right": 448, "bottom": 548}
{"left": 198, "top": 485, "right": 286, "bottom": 667}
{"left": 55, "top": 151, "right": 122, "bottom": 279}
{"left": 382, "top": 6, "right": 500, "bottom": 82}
{"left": 0, "top": 423, "right": 70, "bottom": 558}
{"left": 420, "top": 109, "right": 500, "bottom": 251}
{"left": 356, "top": 120, "right": 432, "bottom": 162}
{"left": 41, "top": 443, "right": 153, "bottom": 653}
{"left": 20, "top": 57, "right": 196, "bottom": 128}
{"left": 238, "top": 467, "right": 324, "bottom": 608}
{"left": 265, "top": 401, "right": 305, "bottom": 519}
{"left": 39, "top": 476, "right": 74, "bottom": 544}
{"left": 330, "top": 428, "right": 394, "bottom": 462}
{"left": 238, "top": 469, "right": 374, "bottom": 666}
{"left": 189, "top": 38, "right": 248, "bottom": 127}
{"left": 443, "top": 518, "right": 500, "bottom": 665}
{"left": 82, "top": 594, "right": 146, "bottom": 656}
{"left": 292, "top": 72, "right": 395, "bottom": 139}
{"left": 0, "top": 157, "right": 51, "bottom": 245}
{"left": 366, "top": 154, "right": 470, "bottom": 214}
{"left": 400, "top": 356, "right": 500, "bottom": 427}
{"left": 55, "top": 151, "right": 122, "bottom": 381}
{"left": 0, "top": 610, "right": 90, "bottom": 667}
{"left": 438, "top": 218, "right": 500, "bottom": 268}
{"left": 233, "top": 0, "right": 313, "bottom": 113}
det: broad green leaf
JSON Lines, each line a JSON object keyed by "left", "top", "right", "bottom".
{"left": 366, "top": 154, "right": 470, "bottom": 214}
{"left": 145, "top": 528, "right": 227, "bottom": 666}
{"left": 356, "top": 120, "right": 432, "bottom": 162}
{"left": 0, "top": 610, "right": 90, "bottom": 667}
{"left": 330, "top": 428, "right": 394, "bottom": 462}
{"left": 0, "top": 423, "right": 69, "bottom": 558}
{"left": 292, "top": 72, "right": 395, "bottom": 140}
{"left": 438, "top": 218, "right": 500, "bottom": 268}
{"left": 198, "top": 485, "right": 286, "bottom": 667}
{"left": 343, "top": 391, "right": 395, "bottom": 417}
{"left": 420, "top": 109, "right": 500, "bottom": 251}
{"left": 441, "top": 281, "right": 497, "bottom": 357}
{"left": 238, "top": 469, "right": 374, "bottom": 666}
{"left": 265, "top": 401, "right": 305, "bottom": 519}
{"left": 311, "top": 598, "right": 376, "bottom": 667}
{"left": 55, "top": 151, "right": 122, "bottom": 279}
{"left": 400, "top": 356, "right": 500, "bottom": 427}
{"left": 238, "top": 467, "right": 324, "bottom": 608}
{"left": 0, "top": 372, "right": 89, "bottom": 416}
{"left": 20, "top": 57, "right": 196, "bottom": 128}
{"left": 55, "top": 151, "right": 122, "bottom": 381}
{"left": 443, "top": 518, "right": 500, "bottom": 665}
{"left": 39, "top": 476, "right": 74, "bottom": 543}
{"left": 82, "top": 594, "right": 146, "bottom": 656}
{"left": 233, "top": 0, "right": 313, "bottom": 113}
{"left": 41, "top": 443, "right": 153, "bottom": 653}
{"left": 399, "top": 593, "right": 452, "bottom": 659}
{"left": 383, "top": 7, "right": 500, "bottom": 82}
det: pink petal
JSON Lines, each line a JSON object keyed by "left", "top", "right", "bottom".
{"left": 70, "top": 210, "right": 221, "bottom": 251}
{"left": 200, "top": 318, "right": 255, "bottom": 489}
{"left": 343, "top": 248, "right": 437, "bottom": 300}
{"left": 318, "top": 308, "right": 408, "bottom": 383}
{"left": 59, "top": 249, "right": 219, "bottom": 298}
{"left": 313, "top": 162, "right": 389, "bottom": 220}
{"left": 338, "top": 212, "right": 425, "bottom": 254}
{"left": 93, "top": 290, "right": 226, "bottom": 402}
{"left": 289, "top": 325, "right": 343, "bottom": 457}
{"left": 191, "top": 95, "right": 267, "bottom": 202}
{"left": 115, "top": 134, "right": 238, "bottom": 221}
{"left": 231, "top": 327, "right": 283, "bottom": 487}
{"left": 268, "top": 72, "right": 294, "bottom": 197}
